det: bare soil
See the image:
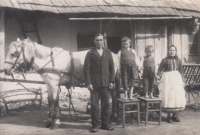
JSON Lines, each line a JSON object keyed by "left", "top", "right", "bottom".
{"left": 1, "top": 88, "right": 200, "bottom": 135}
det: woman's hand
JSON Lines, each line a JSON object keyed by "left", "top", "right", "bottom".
{"left": 156, "top": 74, "right": 161, "bottom": 81}
{"left": 87, "top": 84, "right": 93, "bottom": 91}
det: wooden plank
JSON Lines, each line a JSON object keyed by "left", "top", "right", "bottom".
{"left": 21, "top": 0, "right": 33, "bottom": 10}
{"left": 198, "top": 24, "right": 200, "bottom": 63}
{"left": 181, "top": 20, "right": 189, "bottom": 63}
{"left": 134, "top": 21, "right": 138, "bottom": 53}
{"left": 145, "top": 20, "right": 154, "bottom": 47}
{"left": 2, "top": 0, "right": 13, "bottom": 7}
{"left": 57, "top": 0, "right": 68, "bottom": 6}
{"left": 173, "top": 21, "right": 182, "bottom": 59}
{"left": 27, "top": 0, "right": 38, "bottom": 10}
{"left": 17, "top": 0, "right": 26, "bottom": 10}
{"left": 158, "top": 20, "right": 167, "bottom": 60}
{"left": 33, "top": 0, "right": 46, "bottom": 11}
{"left": 0, "top": 9, "right": 5, "bottom": 93}
{"left": 50, "top": 0, "right": 62, "bottom": 6}
{"left": 154, "top": 20, "right": 163, "bottom": 67}
{"left": 10, "top": 0, "right": 21, "bottom": 8}
{"left": 136, "top": 20, "right": 146, "bottom": 61}
{"left": 130, "top": 20, "right": 134, "bottom": 48}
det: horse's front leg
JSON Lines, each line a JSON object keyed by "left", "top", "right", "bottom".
{"left": 44, "top": 84, "right": 54, "bottom": 128}
{"left": 49, "top": 80, "right": 61, "bottom": 130}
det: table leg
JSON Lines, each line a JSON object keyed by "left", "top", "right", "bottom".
{"left": 137, "top": 102, "right": 140, "bottom": 126}
{"left": 159, "top": 101, "right": 162, "bottom": 125}
{"left": 145, "top": 102, "right": 149, "bottom": 126}
{"left": 117, "top": 101, "right": 120, "bottom": 125}
{"left": 188, "top": 92, "right": 190, "bottom": 103}
{"left": 122, "top": 103, "right": 125, "bottom": 128}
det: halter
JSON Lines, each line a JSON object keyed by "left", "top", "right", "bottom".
{"left": 4, "top": 41, "right": 35, "bottom": 73}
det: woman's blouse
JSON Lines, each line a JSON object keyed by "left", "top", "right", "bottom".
{"left": 157, "top": 57, "right": 184, "bottom": 79}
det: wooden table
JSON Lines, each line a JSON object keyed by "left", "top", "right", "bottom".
{"left": 116, "top": 98, "right": 140, "bottom": 128}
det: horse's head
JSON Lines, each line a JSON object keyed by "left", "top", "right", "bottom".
{"left": 4, "top": 38, "right": 35, "bottom": 75}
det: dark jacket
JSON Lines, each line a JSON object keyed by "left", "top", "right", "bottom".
{"left": 84, "top": 48, "right": 115, "bottom": 88}
{"left": 158, "top": 57, "right": 184, "bottom": 80}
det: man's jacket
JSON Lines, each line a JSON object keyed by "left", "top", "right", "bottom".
{"left": 84, "top": 48, "right": 115, "bottom": 88}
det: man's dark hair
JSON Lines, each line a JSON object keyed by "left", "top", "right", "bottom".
{"left": 94, "top": 33, "right": 104, "bottom": 39}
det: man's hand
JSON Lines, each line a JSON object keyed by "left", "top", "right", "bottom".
{"left": 109, "top": 83, "right": 114, "bottom": 90}
{"left": 87, "top": 84, "right": 93, "bottom": 91}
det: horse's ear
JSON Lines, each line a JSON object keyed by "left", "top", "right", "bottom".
{"left": 26, "top": 37, "right": 31, "bottom": 42}
{"left": 17, "top": 38, "right": 21, "bottom": 42}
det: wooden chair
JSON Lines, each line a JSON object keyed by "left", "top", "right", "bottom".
{"left": 116, "top": 98, "right": 140, "bottom": 128}
{"left": 138, "top": 97, "right": 162, "bottom": 126}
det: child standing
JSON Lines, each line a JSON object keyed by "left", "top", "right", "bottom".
{"left": 143, "top": 45, "right": 156, "bottom": 98}
{"left": 117, "top": 37, "right": 140, "bottom": 100}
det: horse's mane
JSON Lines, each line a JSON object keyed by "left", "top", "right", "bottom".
{"left": 24, "top": 39, "right": 64, "bottom": 59}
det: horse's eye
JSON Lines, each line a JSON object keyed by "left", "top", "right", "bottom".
{"left": 11, "top": 51, "right": 20, "bottom": 57}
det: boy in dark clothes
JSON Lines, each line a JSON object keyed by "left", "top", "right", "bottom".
{"left": 143, "top": 45, "right": 157, "bottom": 98}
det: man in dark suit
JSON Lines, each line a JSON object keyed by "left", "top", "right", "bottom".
{"left": 84, "top": 33, "right": 115, "bottom": 133}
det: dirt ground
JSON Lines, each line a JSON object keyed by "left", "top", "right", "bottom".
{"left": 1, "top": 87, "right": 200, "bottom": 135}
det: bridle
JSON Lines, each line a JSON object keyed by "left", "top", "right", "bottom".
{"left": 4, "top": 42, "right": 34, "bottom": 73}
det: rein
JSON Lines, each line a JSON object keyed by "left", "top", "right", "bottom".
{"left": 4, "top": 42, "right": 35, "bottom": 74}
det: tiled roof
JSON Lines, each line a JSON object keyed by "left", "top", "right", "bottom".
{"left": 0, "top": 0, "right": 200, "bottom": 17}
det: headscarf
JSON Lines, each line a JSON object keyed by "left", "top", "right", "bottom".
{"left": 165, "top": 45, "right": 180, "bottom": 71}
{"left": 167, "top": 45, "right": 178, "bottom": 59}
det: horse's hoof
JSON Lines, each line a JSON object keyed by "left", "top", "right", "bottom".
{"left": 50, "top": 123, "right": 61, "bottom": 130}
{"left": 44, "top": 120, "right": 52, "bottom": 128}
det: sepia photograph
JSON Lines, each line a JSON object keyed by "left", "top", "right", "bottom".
{"left": 0, "top": 0, "right": 200, "bottom": 135}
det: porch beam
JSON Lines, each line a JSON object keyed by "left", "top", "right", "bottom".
{"left": 69, "top": 17, "right": 192, "bottom": 21}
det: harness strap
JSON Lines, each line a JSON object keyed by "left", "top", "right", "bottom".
{"left": 11, "top": 50, "right": 22, "bottom": 69}
{"left": 4, "top": 61, "right": 15, "bottom": 65}
{"left": 50, "top": 49, "right": 55, "bottom": 67}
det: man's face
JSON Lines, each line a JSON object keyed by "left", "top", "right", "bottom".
{"left": 122, "top": 41, "right": 130, "bottom": 50}
{"left": 94, "top": 35, "right": 104, "bottom": 49}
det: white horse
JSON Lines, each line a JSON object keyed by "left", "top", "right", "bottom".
{"left": 4, "top": 38, "right": 120, "bottom": 130}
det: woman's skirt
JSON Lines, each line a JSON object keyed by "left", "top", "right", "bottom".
{"left": 158, "top": 71, "right": 186, "bottom": 111}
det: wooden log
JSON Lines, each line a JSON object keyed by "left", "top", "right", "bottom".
{"left": 0, "top": 9, "right": 5, "bottom": 93}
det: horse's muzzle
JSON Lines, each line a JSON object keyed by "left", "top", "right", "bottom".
{"left": 4, "top": 69, "right": 8, "bottom": 75}
{"left": 4, "top": 69, "right": 12, "bottom": 76}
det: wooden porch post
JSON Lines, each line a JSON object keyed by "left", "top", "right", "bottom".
{"left": 104, "top": 32, "right": 107, "bottom": 48}
{"left": 198, "top": 27, "right": 200, "bottom": 64}
{"left": 0, "top": 9, "right": 5, "bottom": 93}
{"left": 100, "top": 20, "right": 107, "bottom": 48}
{"left": 130, "top": 20, "right": 134, "bottom": 48}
